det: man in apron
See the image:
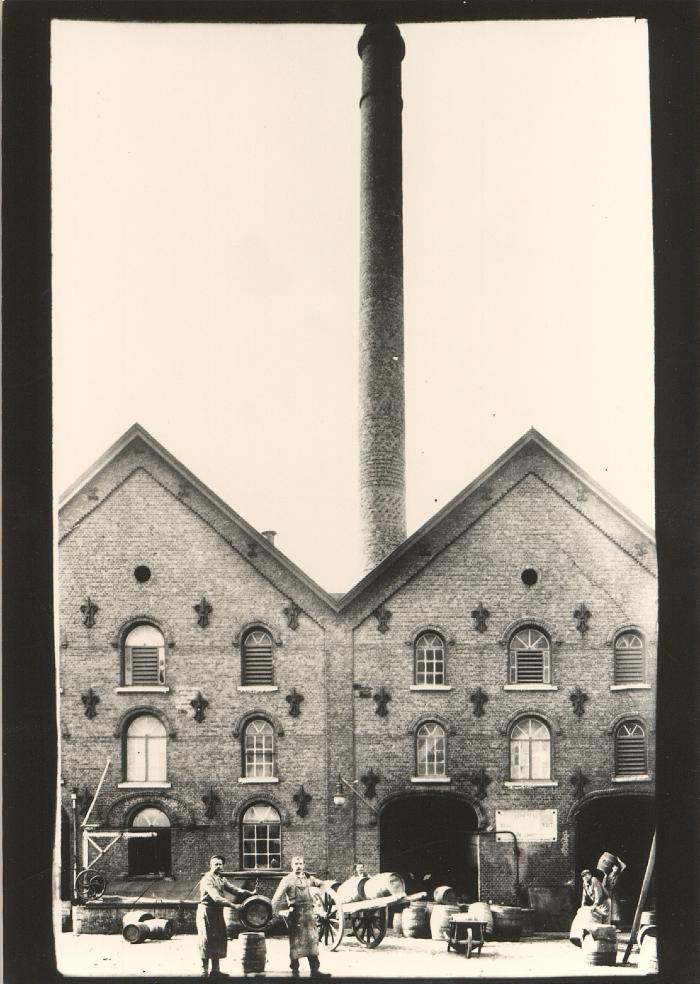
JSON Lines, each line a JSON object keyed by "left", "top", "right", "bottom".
{"left": 196, "top": 854, "right": 243, "bottom": 977}
{"left": 272, "top": 855, "right": 331, "bottom": 977}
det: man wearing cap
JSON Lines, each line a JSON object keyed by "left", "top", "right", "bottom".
{"left": 196, "top": 854, "right": 243, "bottom": 977}
{"left": 272, "top": 855, "right": 331, "bottom": 977}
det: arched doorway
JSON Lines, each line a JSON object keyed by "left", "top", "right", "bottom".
{"left": 575, "top": 794, "right": 655, "bottom": 927}
{"left": 128, "top": 806, "right": 172, "bottom": 877}
{"left": 380, "top": 795, "right": 479, "bottom": 902}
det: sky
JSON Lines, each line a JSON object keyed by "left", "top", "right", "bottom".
{"left": 51, "top": 18, "right": 654, "bottom": 593}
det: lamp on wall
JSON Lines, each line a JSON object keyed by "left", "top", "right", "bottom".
{"left": 333, "top": 775, "right": 379, "bottom": 815}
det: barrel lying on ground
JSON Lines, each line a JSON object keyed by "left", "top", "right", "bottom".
{"left": 122, "top": 911, "right": 155, "bottom": 944}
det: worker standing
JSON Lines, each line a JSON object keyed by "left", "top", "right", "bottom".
{"left": 196, "top": 855, "right": 243, "bottom": 977}
{"left": 272, "top": 855, "right": 331, "bottom": 977}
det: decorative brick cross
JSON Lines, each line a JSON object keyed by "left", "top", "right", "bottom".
{"left": 246, "top": 540, "right": 258, "bottom": 558}
{"left": 177, "top": 482, "right": 191, "bottom": 498}
{"left": 469, "top": 687, "right": 489, "bottom": 718}
{"left": 286, "top": 688, "right": 304, "bottom": 718}
{"left": 576, "top": 485, "right": 589, "bottom": 502}
{"left": 471, "top": 602, "right": 490, "bottom": 633}
{"left": 569, "top": 686, "right": 589, "bottom": 718}
{"left": 81, "top": 688, "right": 100, "bottom": 719}
{"left": 373, "top": 687, "right": 391, "bottom": 717}
{"left": 202, "top": 787, "right": 220, "bottom": 820}
{"left": 573, "top": 603, "right": 591, "bottom": 635}
{"left": 468, "top": 767, "right": 492, "bottom": 801}
{"left": 373, "top": 605, "right": 392, "bottom": 634}
{"left": 283, "top": 601, "right": 302, "bottom": 630}
{"left": 191, "top": 691, "right": 209, "bottom": 723}
{"left": 293, "top": 785, "right": 312, "bottom": 818}
{"left": 569, "top": 767, "right": 589, "bottom": 800}
{"left": 80, "top": 597, "right": 99, "bottom": 629}
{"left": 360, "top": 768, "right": 380, "bottom": 800}
{"left": 194, "top": 597, "right": 212, "bottom": 628}
{"left": 86, "top": 486, "right": 100, "bottom": 502}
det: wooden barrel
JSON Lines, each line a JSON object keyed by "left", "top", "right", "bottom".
{"left": 433, "top": 885, "right": 457, "bottom": 904}
{"left": 582, "top": 926, "right": 618, "bottom": 966}
{"left": 597, "top": 852, "right": 618, "bottom": 875}
{"left": 240, "top": 895, "right": 274, "bottom": 931}
{"left": 363, "top": 872, "right": 405, "bottom": 899}
{"left": 467, "top": 902, "right": 494, "bottom": 940}
{"left": 640, "top": 910, "right": 656, "bottom": 929}
{"left": 142, "top": 918, "right": 173, "bottom": 940}
{"left": 122, "top": 910, "right": 155, "bottom": 927}
{"left": 401, "top": 901, "right": 430, "bottom": 939}
{"left": 639, "top": 926, "right": 658, "bottom": 974}
{"left": 430, "top": 904, "right": 460, "bottom": 940}
{"left": 337, "top": 875, "right": 369, "bottom": 904}
{"left": 123, "top": 921, "right": 150, "bottom": 944}
{"left": 240, "top": 932, "right": 267, "bottom": 976}
{"left": 319, "top": 879, "right": 340, "bottom": 895}
{"left": 491, "top": 905, "right": 523, "bottom": 941}
{"left": 520, "top": 907, "right": 536, "bottom": 938}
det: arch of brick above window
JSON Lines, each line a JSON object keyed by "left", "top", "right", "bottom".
{"left": 498, "top": 617, "right": 560, "bottom": 648}
{"left": 231, "top": 792, "right": 291, "bottom": 827}
{"left": 404, "top": 625, "right": 455, "bottom": 648}
{"left": 113, "top": 705, "right": 178, "bottom": 739}
{"left": 232, "top": 622, "right": 283, "bottom": 648}
{"left": 606, "top": 711, "right": 654, "bottom": 736}
{"left": 499, "top": 707, "right": 562, "bottom": 737}
{"left": 104, "top": 790, "right": 196, "bottom": 829}
{"left": 605, "top": 623, "right": 649, "bottom": 647}
{"left": 232, "top": 710, "right": 285, "bottom": 739}
{"left": 374, "top": 787, "right": 487, "bottom": 830}
{"left": 565, "top": 785, "right": 655, "bottom": 825}
{"left": 110, "top": 615, "right": 175, "bottom": 651}
{"left": 406, "top": 713, "right": 457, "bottom": 737}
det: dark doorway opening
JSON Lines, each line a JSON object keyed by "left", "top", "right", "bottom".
{"left": 380, "top": 795, "right": 479, "bottom": 902}
{"left": 575, "top": 794, "right": 655, "bottom": 927}
{"left": 60, "top": 808, "right": 72, "bottom": 900}
{"left": 128, "top": 806, "right": 172, "bottom": 877}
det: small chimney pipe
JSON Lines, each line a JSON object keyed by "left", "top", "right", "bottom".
{"left": 261, "top": 530, "right": 277, "bottom": 545}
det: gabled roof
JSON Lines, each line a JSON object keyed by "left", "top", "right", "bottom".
{"left": 59, "top": 423, "right": 341, "bottom": 612}
{"left": 337, "top": 427, "right": 655, "bottom": 609}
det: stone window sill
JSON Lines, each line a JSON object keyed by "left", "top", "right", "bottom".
{"left": 116, "top": 686, "right": 170, "bottom": 694}
{"left": 118, "top": 781, "right": 172, "bottom": 789}
{"left": 612, "top": 775, "right": 652, "bottom": 783}
{"left": 410, "top": 684, "right": 452, "bottom": 691}
{"left": 503, "top": 684, "right": 558, "bottom": 691}
{"left": 411, "top": 776, "right": 451, "bottom": 784}
{"left": 238, "top": 777, "right": 279, "bottom": 784}
{"left": 504, "top": 780, "right": 559, "bottom": 788}
{"left": 237, "top": 685, "right": 278, "bottom": 693}
{"left": 610, "top": 684, "right": 651, "bottom": 691}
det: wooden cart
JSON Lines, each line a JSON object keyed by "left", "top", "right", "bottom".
{"left": 313, "top": 886, "right": 427, "bottom": 951}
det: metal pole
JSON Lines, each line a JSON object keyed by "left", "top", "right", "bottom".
{"left": 622, "top": 830, "right": 656, "bottom": 965}
{"left": 71, "top": 789, "right": 78, "bottom": 903}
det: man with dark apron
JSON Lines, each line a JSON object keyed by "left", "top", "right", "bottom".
{"left": 272, "top": 855, "right": 331, "bottom": 977}
{"left": 196, "top": 855, "right": 243, "bottom": 977}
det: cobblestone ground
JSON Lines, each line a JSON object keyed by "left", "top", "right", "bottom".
{"left": 55, "top": 931, "right": 648, "bottom": 978}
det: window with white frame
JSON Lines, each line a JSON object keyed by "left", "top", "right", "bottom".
{"left": 615, "top": 720, "right": 648, "bottom": 775}
{"left": 510, "top": 717, "right": 551, "bottom": 780}
{"left": 508, "top": 628, "right": 551, "bottom": 684}
{"left": 124, "top": 624, "right": 166, "bottom": 686}
{"left": 416, "top": 722, "right": 446, "bottom": 777}
{"left": 414, "top": 633, "right": 445, "bottom": 685}
{"left": 244, "top": 719, "right": 275, "bottom": 779}
{"left": 614, "top": 632, "right": 646, "bottom": 684}
{"left": 125, "top": 714, "right": 167, "bottom": 782}
{"left": 242, "top": 629, "right": 274, "bottom": 686}
{"left": 241, "top": 803, "right": 281, "bottom": 869}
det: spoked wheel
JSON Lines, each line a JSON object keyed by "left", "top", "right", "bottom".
{"left": 75, "top": 870, "right": 107, "bottom": 901}
{"left": 314, "top": 888, "right": 344, "bottom": 951}
{"left": 351, "top": 908, "right": 387, "bottom": 948}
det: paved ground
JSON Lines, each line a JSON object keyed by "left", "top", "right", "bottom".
{"left": 55, "top": 931, "right": 648, "bottom": 978}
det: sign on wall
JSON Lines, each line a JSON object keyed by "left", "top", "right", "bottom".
{"left": 495, "top": 809, "right": 558, "bottom": 843}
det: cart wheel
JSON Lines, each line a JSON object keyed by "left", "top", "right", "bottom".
{"left": 352, "top": 909, "right": 387, "bottom": 948}
{"left": 75, "top": 870, "right": 106, "bottom": 901}
{"left": 314, "top": 888, "right": 344, "bottom": 951}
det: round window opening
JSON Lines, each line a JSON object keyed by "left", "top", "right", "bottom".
{"left": 521, "top": 568, "right": 538, "bottom": 587}
{"left": 134, "top": 566, "right": 151, "bottom": 583}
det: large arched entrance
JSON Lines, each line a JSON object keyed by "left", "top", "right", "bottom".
{"left": 575, "top": 794, "right": 655, "bottom": 927}
{"left": 380, "top": 795, "right": 479, "bottom": 902}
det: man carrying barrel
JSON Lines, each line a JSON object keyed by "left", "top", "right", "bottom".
{"left": 196, "top": 854, "right": 244, "bottom": 977}
{"left": 271, "top": 855, "right": 331, "bottom": 978}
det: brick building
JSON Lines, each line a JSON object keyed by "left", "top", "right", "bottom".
{"left": 57, "top": 422, "right": 656, "bottom": 920}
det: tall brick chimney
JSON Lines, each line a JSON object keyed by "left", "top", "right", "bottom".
{"left": 358, "top": 22, "right": 407, "bottom": 573}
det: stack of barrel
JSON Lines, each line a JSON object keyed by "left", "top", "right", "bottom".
{"left": 122, "top": 911, "right": 174, "bottom": 944}
{"left": 429, "top": 887, "right": 460, "bottom": 941}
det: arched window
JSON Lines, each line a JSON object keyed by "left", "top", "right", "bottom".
{"left": 244, "top": 719, "right": 275, "bottom": 779}
{"left": 508, "top": 628, "right": 551, "bottom": 684}
{"left": 241, "top": 804, "right": 281, "bottom": 870}
{"left": 615, "top": 720, "right": 648, "bottom": 776}
{"left": 124, "top": 624, "right": 165, "bottom": 687}
{"left": 414, "top": 633, "right": 445, "bottom": 686}
{"left": 242, "top": 629, "right": 274, "bottom": 686}
{"left": 126, "top": 714, "right": 167, "bottom": 782}
{"left": 614, "top": 632, "right": 646, "bottom": 685}
{"left": 510, "top": 717, "right": 551, "bottom": 780}
{"left": 129, "top": 806, "right": 171, "bottom": 876}
{"left": 416, "top": 722, "right": 446, "bottom": 777}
